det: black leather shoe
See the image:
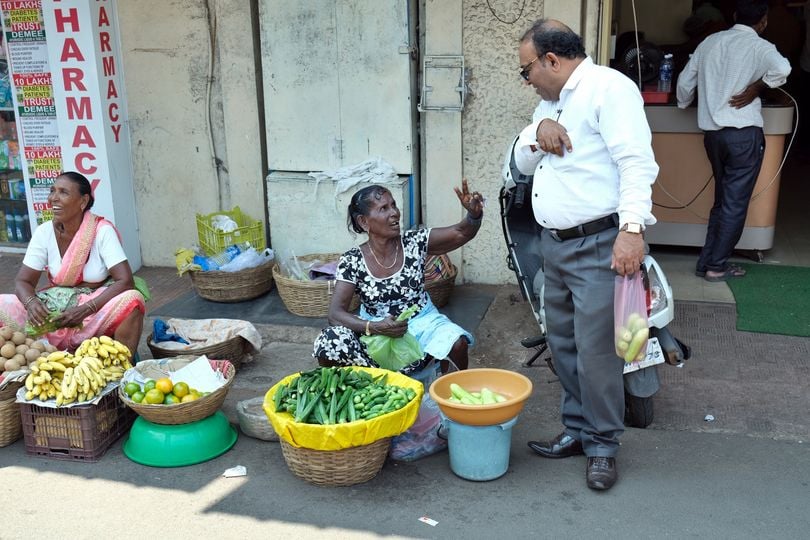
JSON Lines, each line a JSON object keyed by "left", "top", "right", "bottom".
{"left": 527, "top": 433, "right": 584, "bottom": 459}
{"left": 586, "top": 457, "right": 617, "bottom": 491}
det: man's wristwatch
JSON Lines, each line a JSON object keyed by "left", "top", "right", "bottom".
{"left": 621, "top": 223, "right": 643, "bottom": 234}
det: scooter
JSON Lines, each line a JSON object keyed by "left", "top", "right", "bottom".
{"left": 500, "top": 138, "right": 690, "bottom": 428}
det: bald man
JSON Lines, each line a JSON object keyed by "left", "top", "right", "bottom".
{"left": 514, "top": 19, "right": 658, "bottom": 491}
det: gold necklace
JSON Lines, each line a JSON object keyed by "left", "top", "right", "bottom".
{"left": 368, "top": 241, "right": 400, "bottom": 270}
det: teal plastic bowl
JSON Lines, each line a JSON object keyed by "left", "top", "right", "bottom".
{"left": 123, "top": 411, "right": 238, "bottom": 467}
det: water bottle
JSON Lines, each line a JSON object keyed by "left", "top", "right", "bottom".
{"left": 5, "top": 207, "right": 17, "bottom": 242}
{"left": 21, "top": 212, "right": 30, "bottom": 242}
{"left": 13, "top": 213, "right": 24, "bottom": 242}
{"left": 193, "top": 244, "right": 242, "bottom": 271}
{"left": 658, "top": 54, "right": 673, "bottom": 93}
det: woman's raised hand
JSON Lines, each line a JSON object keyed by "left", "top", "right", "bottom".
{"left": 453, "top": 178, "right": 484, "bottom": 218}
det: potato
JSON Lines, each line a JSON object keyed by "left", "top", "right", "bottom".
{"left": 11, "top": 353, "right": 25, "bottom": 365}
{"left": 30, "top": 341, "right": 46, "bottom": 352}
{"left": 15, "top": 344, "right": 29, "bottom": 356}
{"left": 45, "top": 344, "right": 56, "bottom": 353}
{"left": 0, "top": 327, "right": 13, "bottom": 340}
{"left": 3, "top": 358, "right": 21, "bottom": 372}
{"left": 11, "top": 332, "right": 26, "bottom": 345}
{"left": 25, "top": 337, "right": 33, "bottom": 346}
{"left": 0, "top": 342, "right": 16, "bottom": 359}
{"left": 24, "top": 349, "right": 41, "bottom": 363}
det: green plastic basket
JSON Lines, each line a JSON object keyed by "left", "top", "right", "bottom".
{"left": 196, "top": 206, "right": 266, "bottom": 256}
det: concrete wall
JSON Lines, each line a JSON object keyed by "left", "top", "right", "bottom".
{"left": 111, "top": 0, "right": 605, "bottom": 282}
{"left": 459, "top": 0, "right": 544, "bottom": 284}
{"left": 117, "top": 0, "right": 263, "bottom": 266}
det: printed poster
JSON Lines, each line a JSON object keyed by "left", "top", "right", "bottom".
{"left": 0, "top": 0, "right": 58, "bottom": 223}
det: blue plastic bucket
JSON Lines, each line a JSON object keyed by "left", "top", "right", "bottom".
{"left": 444, "top": 415, "right": 519, "bottom": 481}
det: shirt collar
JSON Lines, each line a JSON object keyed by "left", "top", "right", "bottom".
{"left": 730, "top": 23, "right": 757, "bottom": 35}
{"left": 560, "top": 56, "right": 593, "bottom": 97}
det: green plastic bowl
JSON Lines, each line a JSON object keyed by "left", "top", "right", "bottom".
{"left": 123, "top": 411, "right": 238, "bottom": 467}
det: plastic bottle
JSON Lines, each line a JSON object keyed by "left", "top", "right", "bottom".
{"left": 658, "top": 54, "right": 673, "bottom": 93}
{"left": 13, "top": 213, "right": 24, "bottom": 242}
{"left": 193, "top": 244, "right": 242, "bottom": 271}
{"left": 5, "top": 207, "right": 16, "bottom": 242}
{"left": 21, "top": 212, "right": 30, "bottom": 242}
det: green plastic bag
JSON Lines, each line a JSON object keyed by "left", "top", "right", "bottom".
{"left": 360, "top": 305, "right": 423, "bottom": 371}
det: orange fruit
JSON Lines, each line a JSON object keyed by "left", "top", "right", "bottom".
{"left": 144, "top": 389, "right": 165, "bottom": 404}
{"left": 131, "top": 391, "right": 146, "bottom": 403}
{"left": 163, "top": 393, "right": 181, "bottom": 405}
{"left": 155, "top": 377, "right": 173, "bottom": 395}
{"left": 172, "top": 381, "right": 189, "bottom": 399}
{"left": 181, "top": 393, "right": 199, "bottom": 403}
{"left": 143, "top": 380, "right": 157, "bottom": 393}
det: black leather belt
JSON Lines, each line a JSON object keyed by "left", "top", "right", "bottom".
{"left": 546, "top": 213, "right": 619, "bottom": 242}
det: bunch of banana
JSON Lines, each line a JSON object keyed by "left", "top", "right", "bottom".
{"left": 74, "top": 336, "right": 133, "bottom": 370}
{"left": 23, "top": 348, "right": 127, "bottom": 406}
{"left": 23, "top": 351, "right": 76, "bottom": 402}
{"left": 58, "top": 355, "right": 126, "bottom": 405}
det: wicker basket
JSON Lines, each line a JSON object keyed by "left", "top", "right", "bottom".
{"left": 425, "top": 263, "right": 458, "bottom": 308}
{"left": 118, "top": 359, "right": 235, "bottom": 425}
{"left": 0, "top": 397, "right": 22, "bottom": 447}
{"left": 147, "top": 333, "right": 248, "bottom": 369}
{"left": 272, "top": 253, "right": 360, "bottom": 317}
{"left": 188, "top": 257, "right": 275, "bottom": 303}
{"left": 0, "top": 379, "right": 24, "bottom": 402}
{"left": 280, "top": 437, "right": 391, "bottom": 486}
{"left": 237, "top": 396, "right": 278, "bottom": 441}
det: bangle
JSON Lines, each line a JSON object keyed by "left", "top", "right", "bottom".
{"left": 466, "top": 212, "right": 483, "bottom": 226}
{"left": 365, "top": 320, "right": 371, "bottom": 336}
{"left": 22, "top": 294, "right": 38, "bottom": 309}
{"left": 87, "top": 300, "right": 98, "bottom": 313}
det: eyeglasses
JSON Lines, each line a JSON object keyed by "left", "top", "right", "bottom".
{"left": 519, "top": 56, "right": 539, "bottom": 81}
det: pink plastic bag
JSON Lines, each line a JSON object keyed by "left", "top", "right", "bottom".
{"left": 614, "top": 272, "right": 649, "bottom": 363}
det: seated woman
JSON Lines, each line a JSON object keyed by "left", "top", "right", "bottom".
{"left": 313, "top": 179, "right": 483, "bottom": 374}
{"left": 0, "top": 172, "right": 146, "bottom": 356}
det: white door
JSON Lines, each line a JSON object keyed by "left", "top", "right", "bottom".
{"left": 260, "top": 0, "right": 413, "bottom": 174}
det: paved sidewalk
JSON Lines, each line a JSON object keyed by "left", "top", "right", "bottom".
{"left": 2, "top": 253, "right": 810, "bottom": 538}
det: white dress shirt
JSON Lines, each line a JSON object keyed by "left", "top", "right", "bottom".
{"left": 513, "top": 57, "right": 658, "bottom": 231}
{"left": 676, "top": 24, "right": 791, "bottom": 131}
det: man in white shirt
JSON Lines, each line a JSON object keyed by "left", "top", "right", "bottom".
{"left": 514, "top": 19, "right": 658, "bottom": 491}
{"left": 676, "top": 0, "right": 790, "bottom": 282}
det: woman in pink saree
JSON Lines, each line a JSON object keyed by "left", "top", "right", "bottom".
{"left": 0, "top": 172, "right": 145, "bottom": 355}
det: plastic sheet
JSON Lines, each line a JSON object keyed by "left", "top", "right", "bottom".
{"left": 263, "top": 367, "right": 423, "bottom": 451}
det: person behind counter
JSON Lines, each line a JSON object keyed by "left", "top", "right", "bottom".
{"left": 313, "top": 180, "right": 484, "bottom": 375}
{"left": 676, "top": 0, "right": 790, "bottom": 282}
{"left": 0, "top": 172, "right": 146, "bottom": 356}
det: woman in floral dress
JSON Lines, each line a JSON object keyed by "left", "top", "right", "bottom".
{"left": 313, "top": 180, "right": 484, "bottom": 374}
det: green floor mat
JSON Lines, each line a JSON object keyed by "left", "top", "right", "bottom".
{"left": 725, "top": 263, "right": 810, "bottom": 337}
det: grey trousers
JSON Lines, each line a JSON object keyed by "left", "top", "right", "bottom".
{"left": 540, "top": 226, "right": 624, "bottom": 457}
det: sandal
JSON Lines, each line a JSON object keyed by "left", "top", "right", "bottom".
{"left": 696, "top": 263, "right": 743, "bottom": 279}
{"left": 704, "top": 265, "right": 746, "bottom": 282}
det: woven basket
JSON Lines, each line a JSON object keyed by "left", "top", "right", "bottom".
{"left": 237, "top": 396, "right": 278, "bottom": 441}
{"left": 189, "top": 257, "right": 275, "bottom": 303}
{"left": 425, "top": 263, "right": 458, "bottom": 308}
{"left": 280, "top": 437, "right": 391, "bottom": 486}
{"left": 146, "top": 333, "right": 248, "bottom": 369}
{"left": 272, "top": 253, "right": 360, "bottom": 317}
{"left": 0, "top": 379, "right": 24, "bottom": 402}
{"left": 118, "top": 359, "right": 235, "bottom": 425}
{"left": 0, "top": 397, "right": 22, "bottom": 447}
